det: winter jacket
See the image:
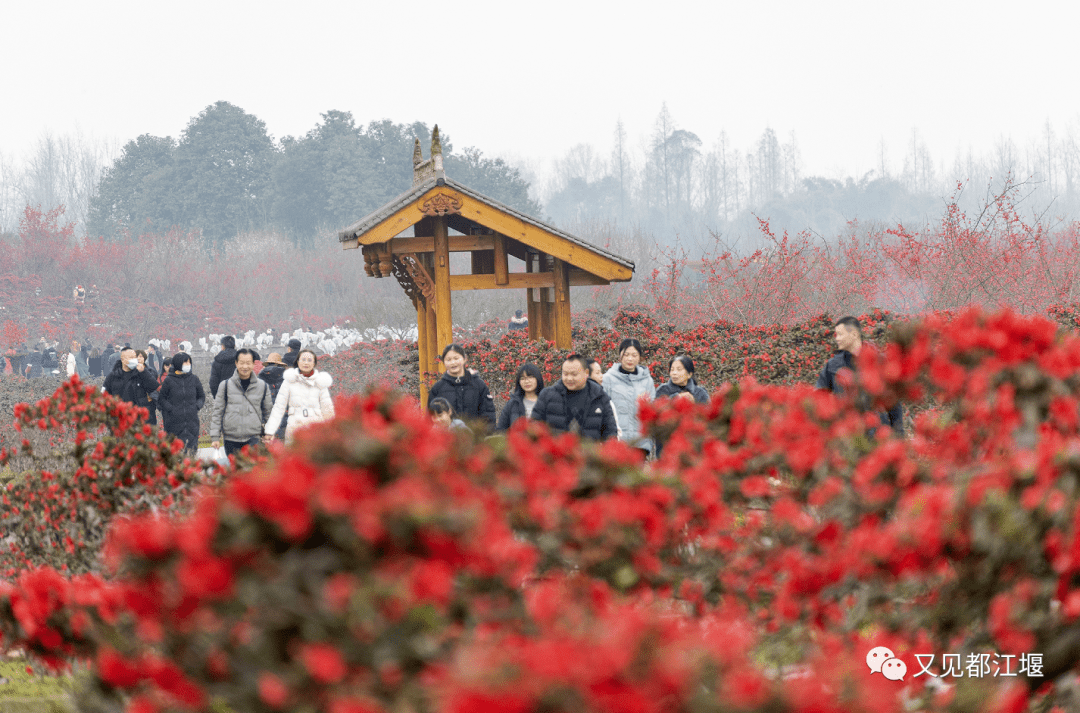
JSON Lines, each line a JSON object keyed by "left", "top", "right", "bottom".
{"left": 66, "top": 353, "right": 77, "bottom": 378}
{"left": 26, "top": 351, "right": 43, "bottom": 379}
{"left": 158, "top": 370, "right": 205, "bottom": 447}
{"left": 531, "top": 380, "right": 618, "bottom": 441}
{"left": 75, "top": 349, "right": 89, "bottom": 378}
{"left": 258, "top": 364, "right": 289, "bottom": 439}
{"left": 655, "top": 378, "right": 709, "bottom": 404}
{"left": 102, "top": 362, "right": 161, "bottom": 417}
{"left": 106, "top": 351, "right": 121, "bottom": 373}
{"left": 88, "top": 356, "right": 102, "bottom": 377}
{"left": 209, "top": 348, "right": 262, "bottom": 397}
{"left": 282, "top": 349, "right": 301, "bottom": 368}
{"left": 496, "top": 392, "right": 537, "bottom": 432}
{"left": 210, "top": 371, "right": 274, "bottom": 442}
{"left": 42, "top": 347, "right": 58, "bottom": 371}
{"left": 816, "top": 349, "right": 904, "bottom": 437}
{"left": 603, "top": 364, "right": 655, "bottom": 452}
{"left": 428, "top": 371, "right": 496, "bottom": 426}
{"left": 265, "top": 368, "right": 335, "bottom": 443}
{"left": 508, "top": 316, "right": 528, "bottom": 332}
{"left": 209, "top": 349, "right": 237, "bottom": 398}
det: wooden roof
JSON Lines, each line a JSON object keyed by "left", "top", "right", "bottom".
{"left": 338, "top": 176, "right": 634, "bottom": 282}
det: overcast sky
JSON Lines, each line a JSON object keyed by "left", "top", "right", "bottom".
{"left": 3, "top": 0, "right": 1079, "bottom": 184}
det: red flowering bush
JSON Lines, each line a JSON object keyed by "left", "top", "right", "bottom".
{"left": 10, "top": 310, "right": 1080, "bottom": 712}
{"left": 0, "top": 375, "right": 211, "bottom": 576}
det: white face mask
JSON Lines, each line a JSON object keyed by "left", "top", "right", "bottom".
{"left": 181, "top": 363, "right": 191, "bottom": 373}
{"left": 126, "top": 359, "right": 138, "bottom": 370}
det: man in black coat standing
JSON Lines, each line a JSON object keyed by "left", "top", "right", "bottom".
{"left": 282, "top": 338, "right": 302, "bottom": 368}
{"left": 816, "top": 316, "right": 904, "bottom": 437}
{"left": 532, "top": 354, "right": 618, "bottom": 441}
{"left": 103, "top": 347, "right": 162, "bottom": 417}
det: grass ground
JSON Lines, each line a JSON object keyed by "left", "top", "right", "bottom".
{"left": 0, "top": 656, "right": 75, "bottom": 712}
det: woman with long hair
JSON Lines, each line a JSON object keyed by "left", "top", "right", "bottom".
{"left": 265, "top": 349, "right": 335, "bottom": 445}
{"left": 602, "top": 338, "right": 655, "bottom": 456}
{"left": 496, "top": 363, "right": 544, "bottom": 431}
{"left": 427, "top": 344, "right": 496, "bottom": 428}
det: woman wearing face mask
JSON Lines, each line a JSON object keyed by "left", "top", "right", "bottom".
{"left": 496, "top": 363, "right": 544, "bottom": 432}
{"left": 603, "top": 338, "right": 655, "bottom": 457}
{"left": 427, "top": 344, "right": 496, "bottom": 428}
{"left": 157, "top": 353, "right": 205, "bottom": 453}
{"left": 265, "top": 349, "right": 335, "bottom": 445}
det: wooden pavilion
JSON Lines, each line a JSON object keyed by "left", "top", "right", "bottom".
{"left": 339, "top": 127, "right": 635, "bottom": 405}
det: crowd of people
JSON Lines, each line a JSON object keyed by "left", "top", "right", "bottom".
{"left": 425, "top": 315, "right": 905, "bottom": 457}
{"left": 3, "top": 313, "right": 903, "bottom": 460}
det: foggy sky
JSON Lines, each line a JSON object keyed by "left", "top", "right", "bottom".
{"left": 2, "top": 0, "right": 1078, "bottom": 181}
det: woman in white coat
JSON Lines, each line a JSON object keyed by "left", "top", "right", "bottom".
{"left": 602, "top": 338, "right": 655, "bottom": 457}
{"left": 265, "top": 349, "right": 335, "bottom": 445}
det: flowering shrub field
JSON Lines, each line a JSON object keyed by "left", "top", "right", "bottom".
{"left": 1, "top": 308, "right": 1080, "bottom": 712}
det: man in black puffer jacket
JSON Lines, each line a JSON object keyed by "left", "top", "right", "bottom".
{"left": 103, "top": 348, "right": 162, "bottom": 417}
{"left": 816, "top": 316, "right": 903, "bottom": 437}
{"left": 532, "top": 354, "right": 618, "bottom": 441}
{"left": 158, "top": 352, "right": 205, "bottom": 452}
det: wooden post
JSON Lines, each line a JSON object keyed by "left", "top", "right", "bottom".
{"left": 426, "top": 297, "right": 439, "bottom": 371}
{"left": 540, "top": 289, "right": 555, "bottom": 343}
{"left": 433, "top": 217, "right": 453, "bottom": 357}
{"left": 553, "top": 258, "right": 572, "bottom": 349}
{"left": 415, "top": 296, "right": 430, "bottom": 408}
{"left": 494, "top": 235, "right": 509, "bottom": 286}
{"left": 526, "top": 251, "right": 538, "bottom": 340}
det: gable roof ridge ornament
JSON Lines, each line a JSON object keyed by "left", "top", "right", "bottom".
{"left": 431, "top": 124, "right": 445, "bottom": 185}
{"left": 412, "top": 135, "right": 435, "bottom": 186}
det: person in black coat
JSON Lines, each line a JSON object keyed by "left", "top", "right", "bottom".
{"left": 816, "top": 316, "right": 903, "bottom": 437}
{"left": 654, "top": 355, "right": 710, "bottom": 404}
{"left": 209, "top": 336, "right": 261, "bottom": 397}
{"left": 427, "top": 344, "right": 496, "bottom": 427}
{"left": 653, "top": 355, "right": 709, "bottom": 458}
{"left": 258, "top": 352, "right": 289, "bottom": 440}
{"left": 531, "top": 354, "right": 618, "bottom": 441}
{"left": 158, "top": 353, "right": 205, "bottom": 452}
{"left": 25, "top": 345, "right": 43, "bottom": 379}
{"left": 496, "top": 363, "right": 544, "bottom": 432}
{"left": 103, "top": 348, "right": 162, "bottom": 418}
{"left": 282, "top": 338, "right": 302, "bottom": 368}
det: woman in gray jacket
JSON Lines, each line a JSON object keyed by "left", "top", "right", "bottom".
{"left": 602, "top": 338, "right": 655, "bottom": 457}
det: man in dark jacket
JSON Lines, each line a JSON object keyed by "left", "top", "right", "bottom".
{"left": 282, "top": 338, "right": 302, "bottom": 368}
{"left": 103, "top": 347, "right": 162, "bottom": 417}
{"left": 532, "top": 354, "right": 618, "bottom": 441}
{"left": 816, "top": 316, "right": 903, "bottom": 437}
{"left": 258, "top": 352, "right": 289, "bottom": 440}
{"left": 158, "top": 352, "right": 205, "bottom": 453}
{"left": 210, "top": 335, "right": 261, "bottom": 397}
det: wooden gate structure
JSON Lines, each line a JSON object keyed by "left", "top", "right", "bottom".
{"left": 339, "top": 127, "right": 635, "bottom": 406}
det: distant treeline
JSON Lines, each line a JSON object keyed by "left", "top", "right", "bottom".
{"left": 82, "top": 103, "right": 540, "bottom": 246}
{"left": 542, "top": 105, "right": 1080, "bottom": 249}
